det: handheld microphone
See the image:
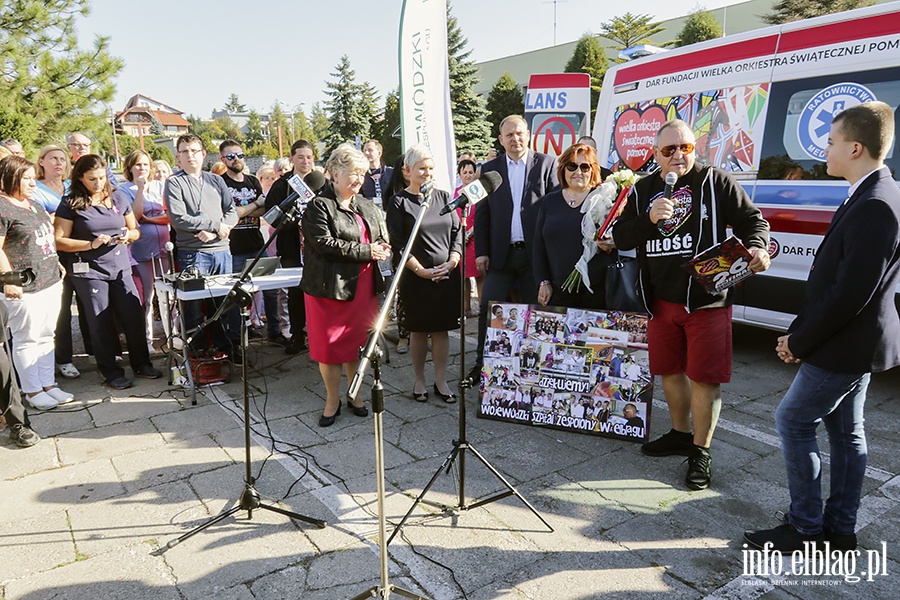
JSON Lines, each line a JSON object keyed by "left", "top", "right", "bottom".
{"left": 263, "top": 174, "right": 318, "bottom": 227}
{"left": 0, "top": 268, "right": 35, "bottom": 287}
{"left": 164, "top": 241, "right": 176, "bottom": 278}
{"left": 658, "top": 171, "right": 679, "bottom": 230}
{"left": 440, "top": 171, "right": 503, "bottom": 215}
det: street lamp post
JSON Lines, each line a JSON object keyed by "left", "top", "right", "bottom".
{"left": 276, "top": 100, "right": 305, "bottom": 143}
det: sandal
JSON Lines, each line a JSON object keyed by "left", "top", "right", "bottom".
{"left": 396, "top": 338, "right": 409, "bottom": 354}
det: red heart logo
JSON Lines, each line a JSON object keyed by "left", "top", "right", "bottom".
{"left": 613, "top": 106, "right": 667, "bottom": 171}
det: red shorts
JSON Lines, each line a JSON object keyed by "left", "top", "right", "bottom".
{"left": 647, "top": 300, "right": 732, "bottom": 384}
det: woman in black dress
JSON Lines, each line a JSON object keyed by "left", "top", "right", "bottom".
{"left": 386, "top": 145, "right": 463, "bottom": 403}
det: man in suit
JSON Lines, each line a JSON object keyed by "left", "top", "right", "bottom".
{"left": 470, "top": 115, "right": 558, "bottom": 379}
{"left": 745, "top": 101, "right": 900, "bottom": 552}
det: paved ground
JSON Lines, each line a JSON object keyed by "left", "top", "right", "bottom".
{"left": 1, "top": 319, "right": 898, "bottom": 600}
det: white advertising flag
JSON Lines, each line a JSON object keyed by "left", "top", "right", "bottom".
{"left": 398, "top": 0, "right": 456, "bottom": 193}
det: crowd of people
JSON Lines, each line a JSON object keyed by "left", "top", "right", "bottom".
{"left": 2, "top": 101, "right": 897, "bottom": 560}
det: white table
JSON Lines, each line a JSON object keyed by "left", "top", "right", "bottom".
{"left": 154, "top": 267, "right": 303, "bottom": 403}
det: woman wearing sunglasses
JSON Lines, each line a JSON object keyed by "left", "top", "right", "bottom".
{"left": 533, "top": 143, "right": 617, "bottom": 308}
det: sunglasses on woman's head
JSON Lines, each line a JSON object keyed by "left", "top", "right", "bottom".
{"left": 658, "top": 143, "right": 694, "bottom": 158}
{"left": 564, "top": 162, "right": 592, "bottom": 173}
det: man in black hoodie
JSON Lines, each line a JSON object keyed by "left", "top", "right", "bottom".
{"left": 613, "top": 119, "right": 770, "bottom": 490}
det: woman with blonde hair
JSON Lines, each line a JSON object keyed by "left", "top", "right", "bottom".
{"left": 386, "top": 145, "right": 463, "bottom": 403}
{"left": 301, "top": 144, "right": 391, "bottom": 426}
{"left": 32, "top": 145, "right": 70, "bottom": 215}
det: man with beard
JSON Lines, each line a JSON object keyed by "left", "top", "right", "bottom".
{"left": 219, "top": 140, "right": 267, "bottom": 362}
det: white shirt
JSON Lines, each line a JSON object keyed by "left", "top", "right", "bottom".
{"left": 506, "top": 151, "right": 530, "bottom": 243}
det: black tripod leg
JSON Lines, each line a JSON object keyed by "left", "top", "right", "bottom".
{"left": 258, "top": 503, "right": 326, "bottom": 528}
{"left": 166, "top": 504, "right": 243, "bottom": 549}
{"left": 387, "top": 445, "right": 460, "bottom": 546}
{"left": 463, "top": 444, "right": 554, "bottom": 531}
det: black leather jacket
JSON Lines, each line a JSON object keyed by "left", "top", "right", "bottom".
{"left": 300, "top": 190, "right": 388, "bottom": 301}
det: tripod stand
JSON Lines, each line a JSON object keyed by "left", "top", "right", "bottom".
{"left": 164, "top": 204, "right": 326, "bottom": 550}
{"left": 387, "top": 201, "right": 553, "bottom": 546}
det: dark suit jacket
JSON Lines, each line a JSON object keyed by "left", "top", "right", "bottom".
{"left": 789, "top": 167, "right": 900, "bottom": 373}
{"left": 474, "top": 151, "right": 558, "bottom": 270}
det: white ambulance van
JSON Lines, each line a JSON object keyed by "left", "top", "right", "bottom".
{"left": 592, "top": 2, "right": 900, "bottom": 330}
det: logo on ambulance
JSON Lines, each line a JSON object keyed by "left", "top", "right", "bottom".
{"left": 798, "top": 83, "right": 876, "bottom": 161}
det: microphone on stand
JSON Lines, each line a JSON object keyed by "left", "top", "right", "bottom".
{"left": 440, "top": 171, "right": 503, "bottom": 215}
{"left": 657, "top": 171, "right": 679, "bottom": 231}
{"left": 263, "top": 173, "right": 320, "bottom": 228}
{"left": 419, "top": 181, "right": 434, "bottom": 200}
{"left": 164, "top": 242, "right": 177, "bottom": 279}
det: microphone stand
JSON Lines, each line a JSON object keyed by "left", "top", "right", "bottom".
{"left": 386, "top": 200, "right": 553, "bottom": 547}
{"left": 164, "top": 198, "right": 325, "bottom": 552}
{"left": 348, "top": 190, "right": 433, "bottom": 600}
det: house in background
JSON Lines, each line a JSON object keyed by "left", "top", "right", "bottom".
{"left": 114, "top": 94, "right": 191, "bottom": 139}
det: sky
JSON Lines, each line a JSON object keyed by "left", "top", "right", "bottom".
{"left": 76, "top": 0, "right": 739, "bottom": 119}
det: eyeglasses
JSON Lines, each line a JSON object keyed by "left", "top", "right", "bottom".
{"left": 658, "top": 143, "right": 695, "bottom": 158}
{"left": 225, "top": 152, "right": 245, "bottom": 160}
{"left": 564, "top": 162, "right": 592, "bottom": 173}
{"left": 68, "top": 142, "right": 91, "bottom": 149}
{"left": 178, "top": 147, "right": 203, "bottom": 156}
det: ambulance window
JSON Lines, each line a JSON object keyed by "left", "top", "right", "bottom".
{"left": 760, "top": 67, "right": 900, "bottom": 181}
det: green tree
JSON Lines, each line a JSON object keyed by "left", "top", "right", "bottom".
{"left": 267, "top": 104, "right": 290, "bottom": 151}
{"left": 245, "top": 141, "right": 279, "bottom": 159}
{"left": 149, "top": 115, "right": 164, "bottom": 136}
{"left": 187, "top": 114, "right": 217, "bottom": 152}
{"left": 223, "top": 93, "right": 246, "bottom": 113}
{"left": 486, "top": 73, "right": 524, "bottom": 143}
{"left": 447, "top": 4, "right": 492, "bottom": 158}
{"left": 115, "top": 134, "right": 141, "bottom": 157}
{"left": 323, "top": 55, "right": 379, "bottom": 153}
{"left": 764, "top": 0, "right": 874, "bottom": 24}
{"left": 309, "top": 103, "right": 330, "bottom": 144}
{"left": 600, "top": 12, "right": 668, "bottom": 57}
{"left": 147, "top": 143, "right": 174, "bottom": 165}
{"left": 564, "top": 34, "right": 608, "bottom": 122}
{"left": 0, "top": 0, "right": 123, "bottom": 148}
{"left": 210, "top": 116, "right": 244, "bottom": 142}
{"left": 245, "top": 110, "right": 266, "bottom": 145}
{"left": 677, "top": 9, "right": 723, "bottom": 47}
{"left": 372, "top": 89, "right": 401, "bottom": 166}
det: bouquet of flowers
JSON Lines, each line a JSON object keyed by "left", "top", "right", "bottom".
{"left": 561, "top": 169, "right": 638, "bottom": 294}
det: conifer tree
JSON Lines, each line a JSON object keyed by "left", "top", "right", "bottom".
{"left": 486, "top": 73, "right": 524, "bottom": 144}
{"left": 447, "top": 3, "right": 492, "bottom": 158}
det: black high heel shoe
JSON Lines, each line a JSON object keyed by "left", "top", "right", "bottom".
{"left": 318, "top": 404, "right": 341, "bottom": 427}
{"left": 412, "top": 388, "right": 428, "bottom": 402}
{"left": 347, "top": 399, "right": 368, "bottom": 417}
{"left": 433, "top": 383, "right": 457, "bottom": 404}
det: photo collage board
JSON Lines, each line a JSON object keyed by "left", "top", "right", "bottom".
{"left": 477, "top": 303, "right": 652, "bottom": 443}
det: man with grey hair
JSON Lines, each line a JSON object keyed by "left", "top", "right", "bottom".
{"left": 66, "top": 131, "right": 118, "bottom": 190}
{"left": 0, "top": 138, "right": 24, "bottom": 157}
{"left": 614, "top": 119, "right": 770, "bottom": 491}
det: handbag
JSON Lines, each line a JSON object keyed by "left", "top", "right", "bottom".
{"left": 605, "top": 256, "right": 645, "bottom": 313}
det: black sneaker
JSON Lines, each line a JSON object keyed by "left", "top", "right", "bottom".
{"left": 134, "top": 364, "right": 162, "bottom": 379}
{"left": 9, "top": 424, "right": 40, "bottom": 448}
{"left": 106, "top": 376, "right": 134, "bottom": 390}
{"left": 825, "top": 530, "right": 857, "bottom": 551}
{"left": 641, "top": 429, "right": 694, "bottom": 457}
{"left": 744, "top": 523, "right": 825, "bottom": 552}
{"left": 285, "top": 336, "right": 307, "bottom": 355}
{"left": 685, "top": 445, "right": 712, "bottom": 490}
{"left": 267, "top": 334, "right": 290, "bottom": 347}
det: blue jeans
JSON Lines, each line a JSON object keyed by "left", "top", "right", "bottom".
{"left": 775, "top": 362, "right": 870, "bottom": 536}
{"left": 178, "top": 249, "right": 232, "bottom": 354}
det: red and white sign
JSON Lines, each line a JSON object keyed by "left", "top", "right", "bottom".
{"left": 525, "top": 73, "right": 591, "bottom": 157}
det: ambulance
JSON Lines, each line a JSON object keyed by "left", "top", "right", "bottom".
{"left": 591, "top": 2, "right": 900, "bottom": 330}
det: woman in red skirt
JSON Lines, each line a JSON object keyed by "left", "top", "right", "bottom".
{"left": 301, "top": 144, "right": 392, "bottom": 427}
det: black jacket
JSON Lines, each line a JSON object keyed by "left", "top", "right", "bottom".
{"left": 300, "top": 190, "right": 388, "bottom": 301}
{"left": 613, "top": 165, "right": 769, "bottom": 312}
{"left": 788, "top": 167, "right": 900, "bottom": 373}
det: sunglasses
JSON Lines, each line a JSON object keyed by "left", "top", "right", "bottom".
{"left": 658, "top": 143, "right": 695, "bottom": 158}
{"left": 564, "top": 162, "right": 592, "bottom": 173}
{"left": 225, "top": 152, "right": 245, "bottom": 160}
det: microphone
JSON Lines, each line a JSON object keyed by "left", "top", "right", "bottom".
{"left": 0, "top": 268, "right": 35, "bottom": 286}
{"left": 263, "top": 174, "right": 318, "bottom": 227}
{"left": 164, "top": 241, "right": 176, "bottom": 278}
{"left": 419, "top": 181, "right": 434, "bottom": 199}
{"left": 658, "top": 171, "right": 678, "bottom": 230}
{"left": 440, "top": 171, "right": 502, "bottom": 215}
{"left": 303, "top": 170, "right": 327, "bottom": 194}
